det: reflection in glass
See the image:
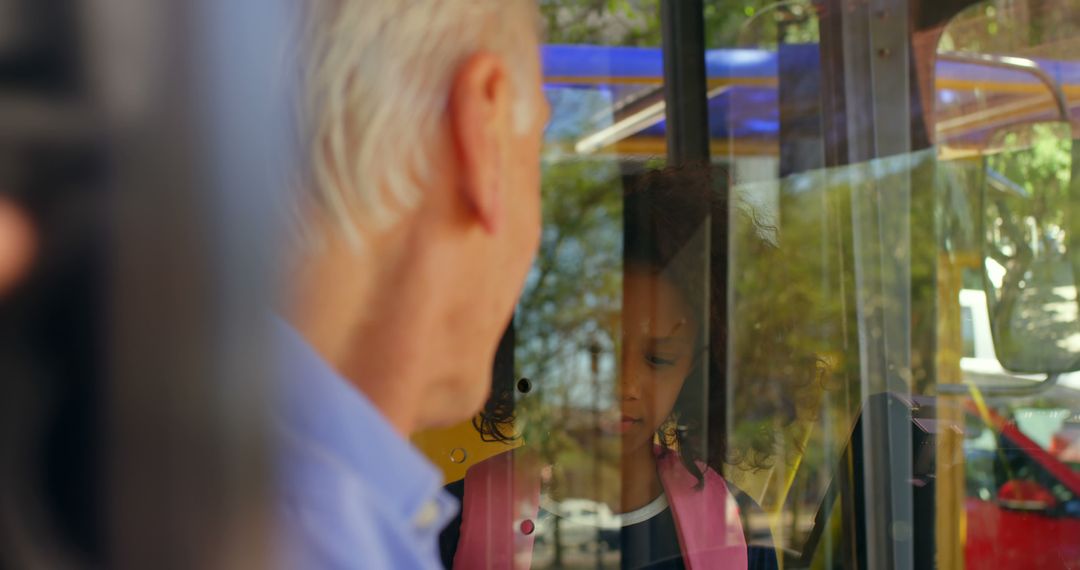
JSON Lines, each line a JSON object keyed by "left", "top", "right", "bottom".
{"left": 982, "top": 122, "right": 1080, "bottom": 374}
{"left": 935, "top": 2, "right": 1080, "bottom": 569}
{"left": 441, "top": 167, "right": 814, "bottom": 569}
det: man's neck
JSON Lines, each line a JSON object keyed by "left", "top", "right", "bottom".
{"left": 285, "top": 235, "right": 373, "bottom": 369}
{"left": 284, "top": 230, "right": 429, "bottom": 437}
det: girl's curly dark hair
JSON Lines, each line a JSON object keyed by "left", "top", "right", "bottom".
{"left": 476, "top": 164, "right": 822, "bottom": 486}
{"left": 473, "top": 322, "right": 517, "bottom": 443}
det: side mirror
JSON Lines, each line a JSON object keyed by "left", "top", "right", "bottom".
{"left": 981, "top": 121, "right": 1080, "bottom": 375}
{"left": 996, "top": 478, "right": 1058, "bottom": 512}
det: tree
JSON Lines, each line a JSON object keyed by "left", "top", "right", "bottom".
{"left": 541, "top": 0, "right": 819, "bottom": 49}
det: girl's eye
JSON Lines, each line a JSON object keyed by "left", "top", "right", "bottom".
{"left": 645, "top": 353, "right": 677, "bottom": 367}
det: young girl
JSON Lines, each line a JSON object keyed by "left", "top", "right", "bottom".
{"left": 440, "top": 166, "right": 809, "bottom": 570}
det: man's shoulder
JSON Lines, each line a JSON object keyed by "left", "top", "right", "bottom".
{"left": 278, "top": 427, "right": 442, "bottom": 569}
{"left": 277, "top": 420, "right": 398, "bottom": 532}
{"left": 278, "top": 443, "right": 386, "bottom": 565}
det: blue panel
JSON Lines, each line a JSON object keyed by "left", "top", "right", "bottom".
{"left": 542, "top": 43, "right": 1080, "bottom": 148}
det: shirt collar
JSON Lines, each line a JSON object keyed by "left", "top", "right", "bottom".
{"left": 273, "top": 317, "right": 447, "bottom": 525}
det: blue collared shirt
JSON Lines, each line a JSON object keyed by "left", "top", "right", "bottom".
{"left": 274, "top": 319, "right": 458, "bottom": 569}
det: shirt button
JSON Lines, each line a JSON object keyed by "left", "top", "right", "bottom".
{"left": 414, "top": 500, "right": 440, "bottom": 530}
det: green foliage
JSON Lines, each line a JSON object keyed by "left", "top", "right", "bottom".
{"left": 516, "top": 158, "right": 624, "bottom": 387}
{"left": 540, "top": 0, "right": 819, "bottom": 48}
{"left": 982, "top": 122, "right": 1078, "bottom": 371}
{"left": 939, "top": 0, "right": 1080, "bottom": 58}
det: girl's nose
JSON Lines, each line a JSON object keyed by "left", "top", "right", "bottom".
{"left": 618, "top": 366, "right": 643, "bottom": 401}
{"left": 616, "top": 338, "right": 642, "bottom": 400}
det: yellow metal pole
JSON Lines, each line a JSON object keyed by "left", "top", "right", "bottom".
{"left": 935, "top": 252, "right": 971, "bottom": 570}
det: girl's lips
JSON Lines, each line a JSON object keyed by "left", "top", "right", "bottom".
{"left": 617, "top": 415, "right": 642, "bottom": 434}
{"left": 599, "top": 414, "right": 643, "bottom": 435}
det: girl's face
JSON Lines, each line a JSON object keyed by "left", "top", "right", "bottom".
{"left": 615, "top": 266, "right": 698, "bottom": 455}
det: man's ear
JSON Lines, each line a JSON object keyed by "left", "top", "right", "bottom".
{"left": 448, "top": 52, "right": 511, "bottom": 235}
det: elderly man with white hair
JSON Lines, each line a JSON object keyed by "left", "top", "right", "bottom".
{"left": 277, "top": 1, "right": 549, "bottom": 568}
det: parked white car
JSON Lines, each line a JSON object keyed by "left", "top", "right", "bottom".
{"left": 533, "top": 497, "right": 619, "bottom": 552}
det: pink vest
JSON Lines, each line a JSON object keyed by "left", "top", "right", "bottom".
{"left": 452, "top": 449, "right": 749, "bottom": 570}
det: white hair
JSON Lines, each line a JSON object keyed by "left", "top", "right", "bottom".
{"left": 292, "top": 0, "right": 541, "bottom": 245}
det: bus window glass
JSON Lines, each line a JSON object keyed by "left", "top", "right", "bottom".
{"left": 935, "top": 1, "right": 1080, "bottom": 568}
{"left": 419, "top": 1, "right": 1080, "bottom": 568}
{"left": 709, "top": 3, "right": 840, "bottom": 563}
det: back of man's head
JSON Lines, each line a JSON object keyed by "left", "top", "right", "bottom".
{"left": 285, "top": 0, "right": 548, "bottom": 434}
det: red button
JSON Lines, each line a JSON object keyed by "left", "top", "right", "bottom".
{"left": 520, "top": 519, "right": 535, "bottom": 535}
